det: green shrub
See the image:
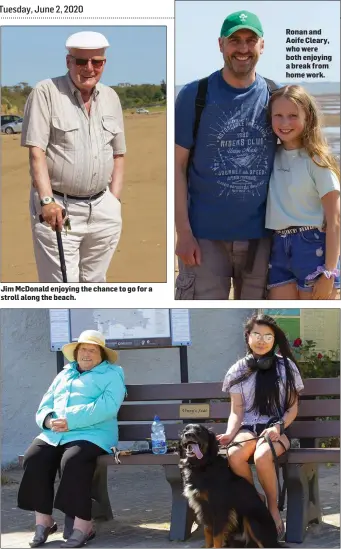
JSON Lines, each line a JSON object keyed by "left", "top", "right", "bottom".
{"left": 291, "top": 338, "right": 340, "bottom": 449}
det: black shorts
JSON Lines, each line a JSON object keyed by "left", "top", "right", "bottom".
{"left": 238, "top": 423, "right": 291, "bottom": 451}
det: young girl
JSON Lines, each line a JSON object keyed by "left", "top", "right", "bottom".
{"left": 217, "top": 314, "right": 304, "bottom": 541}
{"left": 265, "top": 85, "right": 340, "bottom": 300}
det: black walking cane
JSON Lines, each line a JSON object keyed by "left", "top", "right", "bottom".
{"left": 39, "top": 209, "right": 68, "bottom": 283}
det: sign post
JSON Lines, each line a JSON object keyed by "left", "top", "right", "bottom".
{"left": 51, "top": 309, "right": 192, "bottom": 380}
{"left": 57, "top": 351, "right": 64, "bottom": 373}
{"left": 179, "top": 345, "right": 189, "bottom": 383}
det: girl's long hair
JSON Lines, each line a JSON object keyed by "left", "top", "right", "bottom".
{"left": 268, "top": 85, "right": 340, "bottom": 181}
{"left": 229, "top": 314, "right": 301, "bottom": 417}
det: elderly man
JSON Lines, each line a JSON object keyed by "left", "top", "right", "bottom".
{"left": 175, "top": 11, "right": 278, "bottom": 300}
{"left": 22, "top": 31, "right": 125, "bottom": 282}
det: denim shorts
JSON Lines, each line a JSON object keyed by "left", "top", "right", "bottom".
{"left": 239, "top": 423, "right": 291, "bottom": 453}
{"left": 239, "top": 423, "right": 270, "bottom": 437}
{"left": 238, "top": 424, "right": 291, "bottom": 455}
{"left": 267, "top": 228, "right": 340, "bottom": 291}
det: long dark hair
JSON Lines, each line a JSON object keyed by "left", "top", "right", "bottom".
{"left": 229, "top": 314, "right": 301, "bottom": 417}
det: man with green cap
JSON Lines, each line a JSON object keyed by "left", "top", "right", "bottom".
{"left": 175, "top": 10, "right": 278, "bottom": 300}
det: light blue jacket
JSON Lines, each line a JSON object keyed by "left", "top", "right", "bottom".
{"left": 36, "top": 361, "right": 126, "bottom": 453}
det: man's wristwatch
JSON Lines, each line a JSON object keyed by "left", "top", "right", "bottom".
{"left": 40, "top": 196, "right": 55, "bottom": 207}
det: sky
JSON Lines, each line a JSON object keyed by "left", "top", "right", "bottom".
{"left": 175, "top": 0, "right": 340, "bottom": 84}
{"left": 1, "top": 26, "right": 166, "bottom": 87}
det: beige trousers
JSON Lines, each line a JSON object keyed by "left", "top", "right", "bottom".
{"left": 175, "top": 238, "right": 271, "bottom": 300}
{"left": 30, "top": 187, "right": 122, "bottom": 282}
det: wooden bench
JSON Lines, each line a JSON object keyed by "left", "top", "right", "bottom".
{"left": 20, "top": 378, "right": 340, "bottom": 544}
{"left": 91, "top": 379, "right": 340, "bottom": 544}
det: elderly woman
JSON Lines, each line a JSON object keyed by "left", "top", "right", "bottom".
{"left": 18, "top": 330, "right": 126, "bottom": 549}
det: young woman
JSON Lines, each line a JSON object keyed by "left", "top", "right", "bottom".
{"left": 217, "top": 314, "right": 304, "bottom": 541}
{"left": 265, "top": 84, "right": 340, "bottom": 299}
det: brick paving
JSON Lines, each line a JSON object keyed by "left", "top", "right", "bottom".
{"left": 1, "top": 464, "right": 339, "bottom": 548}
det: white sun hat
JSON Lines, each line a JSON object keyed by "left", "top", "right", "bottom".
{"left": 65, "top": 31, "right": 110, "bottom": 50}
{"left": 62, "top": 330, "right": 118, "bottom": 363}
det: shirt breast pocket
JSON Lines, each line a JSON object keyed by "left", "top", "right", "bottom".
{"left": 51, "top": 117, "right": 80, "bottom": 150}
{"left": 101, "top": 116, "right": 121, "bottom": 148}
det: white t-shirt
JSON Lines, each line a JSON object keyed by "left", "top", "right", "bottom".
{"left": 222, "top": 355, "right": 304, "bottom": 425}
{"left": 265, "top": 146, "right": 340, "bottom": 230}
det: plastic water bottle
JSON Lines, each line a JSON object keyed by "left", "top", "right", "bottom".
{"left": 151, "top": 415, "right": 167, "bottom": 455}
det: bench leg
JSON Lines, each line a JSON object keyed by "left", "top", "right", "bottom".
{"left": 278, "top": 464, "right": 287, "bottom": 512}
{"left": 285, "top": 463, "right": 321, "bottom": 543}
{"left": 63, "top": 516, "right": 74, "bottom": 539}
{"left": 163, "top": 465, "right": 195, "bottom": 541}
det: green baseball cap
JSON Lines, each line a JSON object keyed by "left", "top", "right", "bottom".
{"left": 220, "top": 10, "right": 263, "bottom": 38}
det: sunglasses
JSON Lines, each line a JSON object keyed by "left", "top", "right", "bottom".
{"left": 69, "top": 55, "right": 106, "bottom": 68}
{"left": 250, "top": 332, "right": 275, "bottom": 343}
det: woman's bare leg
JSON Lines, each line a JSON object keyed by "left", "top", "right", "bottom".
{"left": 298, "top": 288, "right": 339, "bottom": 300}
{"left": 268, "top": 283, "right": 298, "bottom": 300}
{"left": 73, "top": 517, "right": 93, "bottom": 534}
{"left": 35, "top": 512, "right": 54, "bottom": 527}
{"left": 254, "top": 435, "right": 290, "bottom": 532}
{"left": 227, "top": 431, "right": 257, "bottom": 485}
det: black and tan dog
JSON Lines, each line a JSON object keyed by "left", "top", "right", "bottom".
{"left": 179, "top": 424, "right": 281, "bottom": 548}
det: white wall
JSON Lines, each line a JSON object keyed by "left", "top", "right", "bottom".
{"left": 1, "top": 308, "right": 255, "bottom": 465}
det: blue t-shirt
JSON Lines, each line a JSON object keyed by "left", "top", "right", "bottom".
{"left": 175, "top": 70, "right": 277, "bottom": 240}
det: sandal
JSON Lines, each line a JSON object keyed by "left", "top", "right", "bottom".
{"left": 276, "top": 518, "right": 285, "bottom": 542}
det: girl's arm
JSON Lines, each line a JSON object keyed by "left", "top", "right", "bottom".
{"left": 322, "top": 190, "right": 340, "bottom": 272}
{"left": 312, "top": 190, "right": 340, "bottom": 299}
{"left": 216, "top": 392, "right": 244, "bottom": 444}
{"left": 282, "top": 395, "right": 299, "bottom": 428}
{"left": 262, "top": 395, "right": 299, "bottom": 441}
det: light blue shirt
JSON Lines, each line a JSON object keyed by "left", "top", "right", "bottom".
{"left": 266, "top": 146, "right": 340, "bottom": 230}
{"left": 36, "top": 361, "right": 126, "bottom": 453}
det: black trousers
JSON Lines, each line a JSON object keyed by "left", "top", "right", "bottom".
{"left": 17, "top": 438, "right": 106, "bottom": 521}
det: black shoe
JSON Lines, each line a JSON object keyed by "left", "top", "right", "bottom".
{"left": 29, "top": 523, "right": 58, "bottom": 547}
{"left": 60, "top": 529, "right": 96, "bottom": 548}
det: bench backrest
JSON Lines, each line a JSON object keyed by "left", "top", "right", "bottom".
{"left": 118, "top": 379, "right": 340, "bottom": 441}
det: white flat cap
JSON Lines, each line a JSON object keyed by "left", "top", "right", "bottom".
{"left": 66, "top": 31, "right": 110, "bottom": 50}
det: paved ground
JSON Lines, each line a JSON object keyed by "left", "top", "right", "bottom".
{"left": 1, "top": 464, "right": 339, "bottom": 548}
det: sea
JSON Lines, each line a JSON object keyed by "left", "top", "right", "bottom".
{"left": 316, "top": 94, "right": 340, "bottom": 157}
{"left": 175, "top": 81, "right": 340, "bottom": 157}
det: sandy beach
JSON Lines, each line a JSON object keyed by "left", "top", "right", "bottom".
{"left": 1, "top": 111, "right": 166, "bottom": 283}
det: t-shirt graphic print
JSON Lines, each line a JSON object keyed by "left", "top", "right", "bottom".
{"left": 176, "top": 71, "right": 277, "bottom": 241}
